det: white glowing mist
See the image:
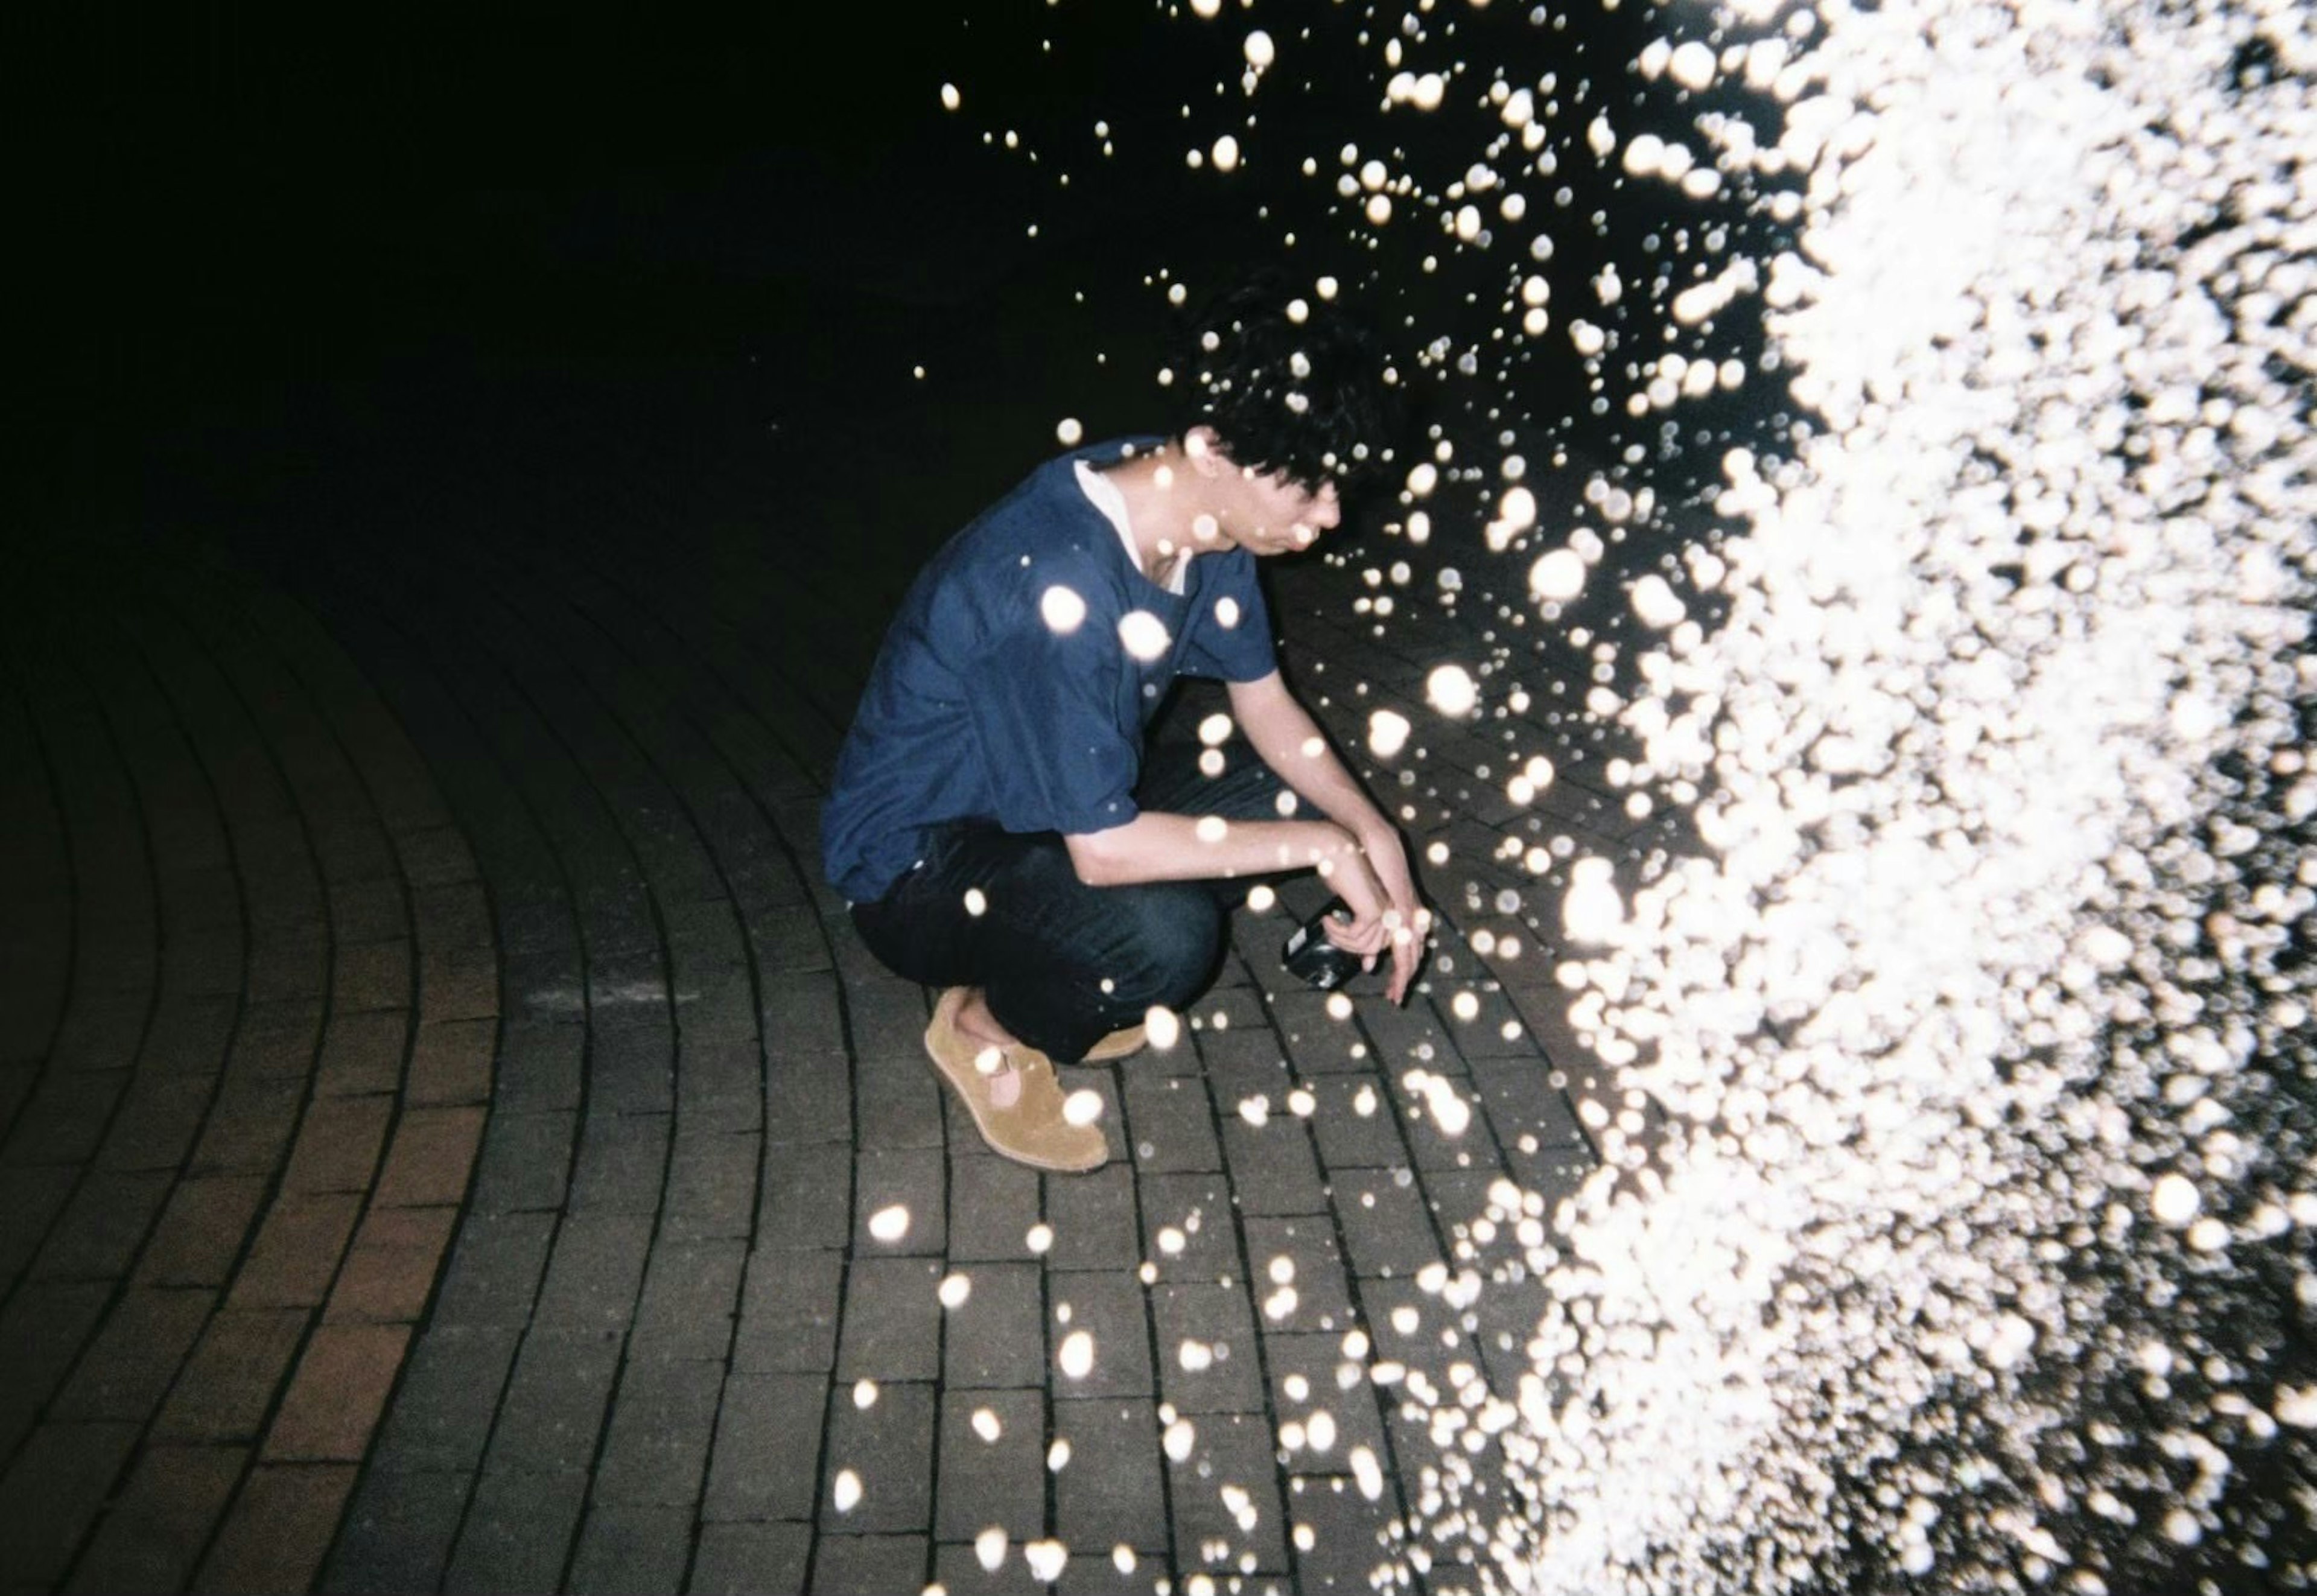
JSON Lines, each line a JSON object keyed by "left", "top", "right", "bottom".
{"left": 1404, "top": 0, "right": 2316, "bottom": 1590}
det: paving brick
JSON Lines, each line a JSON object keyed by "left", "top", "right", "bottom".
{"left": 810, "top": 1533, "right": 930, "bottom": 1596}
{"left": 688, "top": 1520, "right": 810, "bottom": 1596}
{"left": 1261, "top": 1335, "right": 1390, "bottom": 1474}
{"left": 676, "top": 968, "right": 758, "bottom": 1046}
{"left": 763, "top": 1051, "right": 853, "bottom": 1145}
{"left": 494, "top": 1021, "right": 585, "bottom": 1111}
{"left": 330, "top": 877, "right": 409, "bottom": 945}
{"left": 1055, "top": 1551, "right": 1162, "bottom": 1594}
{"left": 369, "top": 1325, "right": 520, "bottom": 1474}
{"left": 1219, "top": 1116, "right": 1329, "bottom": 1216}
{"left": 935, "top": 1387, "right": 1046, "bottom": 1541}
{"left": 154, "top": 1306, "right": 308, "bottom": 1443}
{"left": 630, "top": 1239, "right": 745, "bottom": 1362}
{"left": 733, "top": 1247, "right": 842, "bottom": 1373}
{"left": 569, "top": 1110, "right": 671, "bottom": 1215}
{"left": 136, "top": 994, "right": 239, "bottom": 1076}
{"left": 1283, "top": 1473, "right": 1402, "bottom": 1592}
{"left": 135, "top": 1173, "right": 267, "bottom": 1286}
{"left": 758, "top": 1140, "right": 852, "bottom": 1250}
{"left": 1354, "top": 999, "right": 1464, "bottom": 1075}
{"left": 852, "top": 1146, "right": 945, "bottom": 1255}
{"left": 428, "top": 1210, "right": 555, "bottom": 1329}
{"left": 230, "top": 1191, "right": 361, "bottom": 1309}
{"left": 1241, "top": 1215, "right": 1357, "bottom": 1335}
{"left": 533, "top": 1213, "right": 653, "bottom": 1333}
{"left": 315, "top": 1009, "right": 410, "bottom": 1098}
{"left": 446, "top": 1466, "right": 589, "bottom": 1592}
{"left": 1137, "top": 1171, "right": 1237, "bottom": 1283}
{"left": 941, "top": 1260, "right": 1043, "bottom": 1389}
{"left": 835, "top": 1256, "right": 943, "bottom": 1382}
{"left": 840, "top": 977, "right": 926, "bottom": 1063}
{"left": 661, "top": 1130, "right": 758, "bottom": 1242}
{"left": 406, "top": 1017, "right": 495, "bottom": 1106}
{"left": 931, "top": 1540, "right": 1053, "bottom": 1596}
{"left": 62, "top": 1441, "right": 247, "bottom": 1596}
{"left": 44, "top": 1001, "right": 145, "bottom": 1078}
{"left": 819, "top": 1381, "right": 936, "bottom": 1534}
{"left": 663, "top": 898, "right": 746, "bottom": 969}
{"left": 1040, "top": 1164, "right": 1140, "bottom": 1273}
{"left": 1045, "top": 1271, "right": 1151, "bottom": 1401}
{"left": 194, "top": 1460, "right": 355, "bottom": 1595}
{"left": 6, "top": 1069, "right": 127, "bottom": 1166}
{"left": 591, "top": 1026, "right": 675, "bottom": 1115}
{"left": 1151, "top": 1283, "right": 1265, "bottom": 1414}
{"left": 1269, "top": 989, "right": 1375, "bottom": 1075}
{"left": 325, "top": 1465, "right": 471, "bottom": 1595}
{"left": 224, "top": 999, "right": 324, "bottom": 1081}
{"left": 567, "top": 1501, "right": 693, "bottom": 1595}
{"left": 1331, "top": 1173, "right": 1443, "bottom": 1278}
{"left": 593, "top": 1355, "right": 723, "bottom": 1505}
{"left": 483, "top": 1327, "right": 620, "bottom": 1475}
{"left": 675, "top": 1034, "right": 762, "bottom": 1134}
{"left": 748, "top": 903, "right": 828, "bottom": 974}
{"left": 946, "top": 1153, "right": 1043, "bottom": 1262}
{"left": 52, "top": 1284, "right": 214, "bottom": 1422}
{"left": 372, "top": 1104, "right": 486, "bottom": 1209}
{"left": 266, "top": 1321, "right": 410, "bottom": 1460}
{"left": 1052, "top": 1397, "right": 1168, "bottom": 1552}
{"left": 1302, "top": 1072, "right": 1415, "bottom": 1171}
{"left": 398, "top": 824, "right": 478, "bottom": 887}
{"left": 0, "top": 1420, "right": 140, "bottom": 1588}
{"left": 854, "top": 1051, "right": 944, "bottom": 1150}
{"left": 468, "top": 1109, "right": 575, "bottom": 1214}
{"left": 1468, "top": 1058, "right": 1588, "bottom": 1151}
{"left": 0, "top": 1164, "right": 77, "bottom": 1286}
{"left": 757, "top": 971, "right": 845, "bottom": 1058}
{"left": 31, "top": 1169, "right": 171, "bottom": 1281}
{"left": 327, "top": 1204, "right": 459, "bottom": 1324}
{"left": 701, "top": 1370, "right": 828, "bottom": 1521}
{"left": 245, "top": 932, "right": 329, "bottom": 1003}
{"left": 281, "top": 1093, "right": 393, "bottom": 1194}
{"left": 95, "top": 1073, "right": 214, "bottom": 1171}
{"left": 0, "top": 1280, "right": 109, "bottom": 1455}
{"left": 188, "top": 1078, "right": 303, "bottom": 1174}
{"left": 1120, "top": 1072, "right": 1222, "bottom": 1173}
{"left": 1168, "top": 1409, "right": 1288, "bottom": 1572}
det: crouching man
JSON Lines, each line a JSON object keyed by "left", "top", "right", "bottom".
{"left": 820, "top": 275, "right": 1428, "bottom": 1171}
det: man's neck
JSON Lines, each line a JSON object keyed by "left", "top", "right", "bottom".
{"left": 1099, "top": 445, "right": 1221, "bottom": 583}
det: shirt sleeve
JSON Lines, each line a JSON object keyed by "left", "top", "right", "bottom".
{"left": 1177, "top": 552, "right": 1278, "bottom": 683}
{"left": 964, "top": 587, "right": 1142, "bottom": 837}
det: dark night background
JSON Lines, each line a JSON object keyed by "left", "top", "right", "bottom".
{"left": 24, "top": 0, "right": 1789, "bottom": 585}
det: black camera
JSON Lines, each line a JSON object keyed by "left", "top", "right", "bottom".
{"left": 1281, "top": 897, "right": 1364, "bottom": 990}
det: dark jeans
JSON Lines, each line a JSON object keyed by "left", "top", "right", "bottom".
{"left": 850, "top": 743, "right": 1291, "bottom": 1063}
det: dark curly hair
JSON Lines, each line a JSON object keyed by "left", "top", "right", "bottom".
{"left": 1169, "top": 269, "right": 1399, "bottom": 494}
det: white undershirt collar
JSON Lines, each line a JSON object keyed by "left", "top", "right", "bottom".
{"left": 1075, "top": 459, "right": 1187, "bottom": 595}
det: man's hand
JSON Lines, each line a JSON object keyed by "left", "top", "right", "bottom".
{"left": 1320, "top": 824, "right": 1429, "bottom": 1004}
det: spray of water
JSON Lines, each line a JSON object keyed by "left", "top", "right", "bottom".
{"left": 939, "top": 0, "right": 2316, "bottom": 1588}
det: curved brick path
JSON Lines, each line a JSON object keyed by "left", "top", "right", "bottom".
{"left": 2, "top": 538, "right": 494, "bottom": 1591}
{"left": 4, "top": 352, "right": 1671, "bottom": 1593}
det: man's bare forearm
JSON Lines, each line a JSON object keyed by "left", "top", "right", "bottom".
{"left": 1227, "top": 673, "right": 1398, "bottom": 845}
{"left": 1064, "top": 813, "right": 1361, "bottom": 889}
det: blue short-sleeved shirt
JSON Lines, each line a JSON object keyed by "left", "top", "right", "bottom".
{"left": 821, "top": 439, "right": 1278, "bottom": 903}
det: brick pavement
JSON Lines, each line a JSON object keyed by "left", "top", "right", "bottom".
{"left": 2, "top": 358, "right": 1687, "bottom": 1592}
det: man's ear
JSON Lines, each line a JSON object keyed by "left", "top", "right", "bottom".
{"left": 1183, "top": 425, "right": 1228, "bottom": 476}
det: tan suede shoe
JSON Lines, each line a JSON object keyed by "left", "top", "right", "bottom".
{"left": 924, "top": 988, "right": 1108, "bottom": 1173}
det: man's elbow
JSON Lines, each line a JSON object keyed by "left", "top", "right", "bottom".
{"left": 1064, "top": 831, "right": 1125, "bottom": 887}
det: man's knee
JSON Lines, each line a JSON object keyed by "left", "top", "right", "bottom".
{"left": 1104, "top": 884, "right": 1224, "bottom": 1006}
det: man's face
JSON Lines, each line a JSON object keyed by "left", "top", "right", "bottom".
{"left": 1218, "top": 466, "right": 1341, "bottom": 557}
